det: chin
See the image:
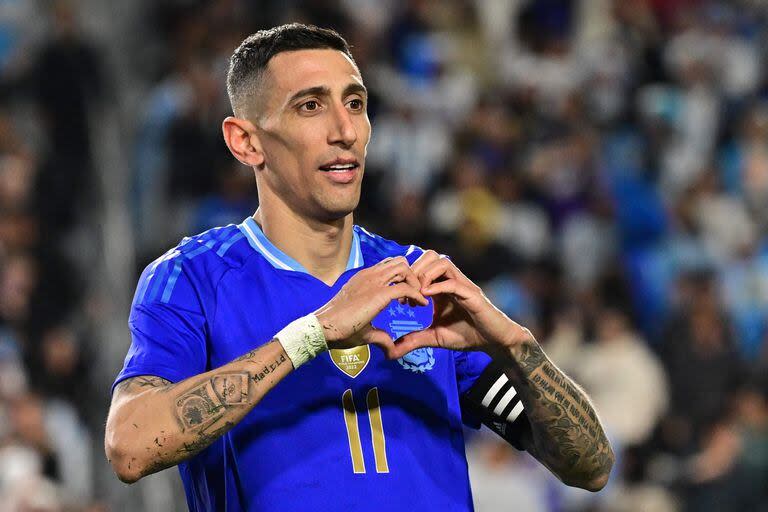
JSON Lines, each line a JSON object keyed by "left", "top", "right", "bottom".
{"left": 313, "top": 192, "right": 360, "bottom": 221}
{"left": 316, "top": 201, "right": 359, "bottom": 221}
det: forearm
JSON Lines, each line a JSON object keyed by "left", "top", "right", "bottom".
{"left": 491, "top": 338, "right": 614, "bottom": 490}
{"left": 106, "top": 339, "right": 292, "bottom": 482}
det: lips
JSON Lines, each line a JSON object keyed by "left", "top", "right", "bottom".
{"left": 318, "top": 158, "right": 360, "bottom": 172}
{"left": 318, "top": 158, "right": 360, "bottom": 184}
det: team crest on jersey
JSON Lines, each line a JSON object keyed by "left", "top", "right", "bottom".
{"left": 330, "top": 345, "right": 370, "bottom": 378}
{"left": 398, "top": 347, "right": 435, "bottom": 373}
{"left": 371, "top": 297, "right": 436, "bottom": 374}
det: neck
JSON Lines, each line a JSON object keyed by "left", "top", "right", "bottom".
{"left": 253, "top": 201, "right": 354, "bottom": 286}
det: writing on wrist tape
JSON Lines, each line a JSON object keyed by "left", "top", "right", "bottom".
{"left": 275, "top": 314, "right": 328, "bottom": 369}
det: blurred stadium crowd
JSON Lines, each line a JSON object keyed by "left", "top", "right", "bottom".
{"left": 0, "top": 0, "right": 767, "bottom": 510}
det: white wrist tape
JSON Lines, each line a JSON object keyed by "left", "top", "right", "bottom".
{"left": 275, "top": 314, "right": 328, "bottom": 369}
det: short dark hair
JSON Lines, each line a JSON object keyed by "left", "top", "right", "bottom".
{"left": 226, "top": 23, "right": 355, "bottom": 118}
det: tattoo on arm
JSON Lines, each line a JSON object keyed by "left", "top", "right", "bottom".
{"left": 110, "top": 340, "right": 292, "bottom": 480}
{"left": 114, "top": 375, "right": 172, "bottom": 397}
{"left": 165, "top": 346, "right": 288, "bottom": 460}
{"left": 513, "top": 342, "right": 613, "bottom": 485}
{"left": 175, "top": 373, "right": 249, "bottom": 430}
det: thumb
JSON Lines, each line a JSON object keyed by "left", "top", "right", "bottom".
{"left": 389, "top": 329, "right": 436, "bottom": 360}
{"left": 361, "top": 325, "right": 395, "bottom": 356}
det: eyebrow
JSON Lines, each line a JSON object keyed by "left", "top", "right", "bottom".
{"left": 286, "top": 83, "right": 368, "bottom": 106}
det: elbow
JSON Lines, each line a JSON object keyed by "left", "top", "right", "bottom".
{"left": 105, "top": 430, "right": 144, "bottom": 484}
{"left": 565, "top": 454, "right": 614, "bottom": 492}
{"left": 561, "top": 451, "right": 615, "bottom": 492}
{"left": 114, "top": 465, "right": 143, "bottom": 485}
{"left": 106, "top": 449, "right": 144, "bottom": 484}
{"left": 560, "top": 470, "right": 610, "bottom": 492}
{"left": 579, "top": 470, "right": 611, "bottom": 492}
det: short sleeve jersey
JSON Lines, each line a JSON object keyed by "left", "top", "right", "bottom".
{"left": 114, "top": 217, "right": 495, "bottom": 512}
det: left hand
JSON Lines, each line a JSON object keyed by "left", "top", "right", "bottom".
{"left": 384, "top": 250, "right": 533, "bottom": 360}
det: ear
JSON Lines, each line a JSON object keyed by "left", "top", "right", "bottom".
{"left": 222, "top": 116, "right": 265, "bottom": 168}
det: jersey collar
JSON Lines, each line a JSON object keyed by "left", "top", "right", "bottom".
{"left": 239, "top": 216, "right": 363, "bottom": 273}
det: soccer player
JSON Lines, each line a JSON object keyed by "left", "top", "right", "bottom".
{"left": 105, "top": 24, "right": 613, "bottom": 511}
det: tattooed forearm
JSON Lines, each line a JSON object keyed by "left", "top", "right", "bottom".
{"left": 161, "top": 351, "right": 288, "bottom": 460}
{"left": 509, "top": 341, "right": 614, "bottom": 490}
{"left": 174, "top": 372, "right": 250, "bottom": 430}
{"left": 106, "top": 339, "right": 293, "bottom": 482}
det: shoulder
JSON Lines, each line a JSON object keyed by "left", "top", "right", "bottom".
{"left": 355, "top": 225, "right": 424, "bottom": 264}
{"left": 133, "top": 223, "right": 253, "bottom": 307}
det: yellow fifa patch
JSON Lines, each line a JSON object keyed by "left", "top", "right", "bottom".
{"left": 330, "top": 345, "right": 370, "bottom": 378}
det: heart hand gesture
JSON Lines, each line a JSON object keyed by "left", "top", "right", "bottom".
{"left": 384, "top": 250, "right": 533, "bottom": 360}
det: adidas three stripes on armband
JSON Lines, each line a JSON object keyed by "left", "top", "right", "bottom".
{"left": 462, "top": 361, "right": 531, "bottom": 450}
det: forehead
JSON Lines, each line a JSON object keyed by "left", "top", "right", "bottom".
{"left": 264, "top": 49, "right": 362, "bottom": 100}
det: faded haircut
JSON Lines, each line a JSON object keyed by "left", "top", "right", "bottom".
{"left": 226, "top": 23, "right": 355, "bottom": 119}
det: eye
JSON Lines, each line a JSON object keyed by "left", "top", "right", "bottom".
{"left": 348, "top": 98, "right": 364, "bottom": 111}
{"left": 300, "top": 100, "right": 320, "bottom": 112}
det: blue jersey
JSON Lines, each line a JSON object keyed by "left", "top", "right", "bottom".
{"left": 114, "top": 217, "right": 496, "bottom": 511}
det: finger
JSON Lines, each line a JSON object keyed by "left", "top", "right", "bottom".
{"left": 362, "top": 326, "right": 395, "bottom": 353}
{"left": 365, "top": 257, "right": 392, "bottom": 275}
{"left": 422, "top": 278, "right": 456, "bottom": 295}
{"left": 399, "top": 267, "right": 425, "bottom": 306}
{"left": 388, "top": 282, "right": 429, "bottom": 306}
{"left": 410, "top": 250, "right": 441, "bottom": 281}
{"left": 389, "top": 330, "right": 436, "bottom": 359}
{"left": 421, "top": 278, "right": 475, "bottom": 301}
{"left": 392, "top": 262, "right": 424, "bottom": 294}
{"left": 377, "top": 255, "right": 407, "bottom": 270}
{"left": 384, "top": 262, "right": 427, "bottom": 304}
{"left": 419, "top": 257, "right": 457, "bottom": 289}
{"left": 381, "top": 261, "right": 413, "bottom": 284}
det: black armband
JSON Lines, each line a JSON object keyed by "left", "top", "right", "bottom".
{"left": 461, "top": 361, "right": 531, "bottom": 450}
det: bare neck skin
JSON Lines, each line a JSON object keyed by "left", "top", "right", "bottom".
{"left": 253, "top": 189, "right": 354, "bottom": 286}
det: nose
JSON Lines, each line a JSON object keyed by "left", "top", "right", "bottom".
{"left": 328, "top": 102, "right": 357, "bottom": 148}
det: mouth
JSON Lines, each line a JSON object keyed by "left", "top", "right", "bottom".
{"left": 318, "top": 158, "right": 360, "bottom": 184}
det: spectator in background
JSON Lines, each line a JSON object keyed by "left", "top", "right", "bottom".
{"left": 721, "top": 103, "right": 768, "bottom": 232}
{"left": 428, "top": 153, "right": 519, "bottom": 283}
{"left": 660, "top": 272, "right": 743, "bottom": 455}
{"left": 684, "top": 384, "right": 768, "bottom": 512}
{"left": 573, "top": 306, "right": 668, "bottom": 449}
{"left": 29, "top": 0, "right": 104, "bottom": 238}
{"left": 190, "top": 159, "right": 257, "bottom": 233}
{"left": 465, "top": 429, "right": 556, "bottom": 512}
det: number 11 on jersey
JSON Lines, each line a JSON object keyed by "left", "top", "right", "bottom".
{"left": 341, "top": 387, "right": 389, "bottom": 474}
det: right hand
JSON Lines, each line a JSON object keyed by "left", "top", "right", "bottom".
{"left": 314, "top": 256, "right": 428, "bottom": 351}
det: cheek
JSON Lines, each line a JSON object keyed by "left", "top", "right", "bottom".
{"left": 359, "top": 117, "right": 372, "bottom": 148}
{"left": 294, "top": 132, "right": 328, "bottom": 175}
{"left": 268, "top": 133, "right": 316, "bottom": 180}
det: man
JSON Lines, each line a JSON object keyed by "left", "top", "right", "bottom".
{"left": 105, "top": 24, "right": 613, "bottom": 511}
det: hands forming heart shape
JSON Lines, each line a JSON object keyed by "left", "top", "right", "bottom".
{"left": 314, "top": 250, "right": 534, "bottom": 359}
